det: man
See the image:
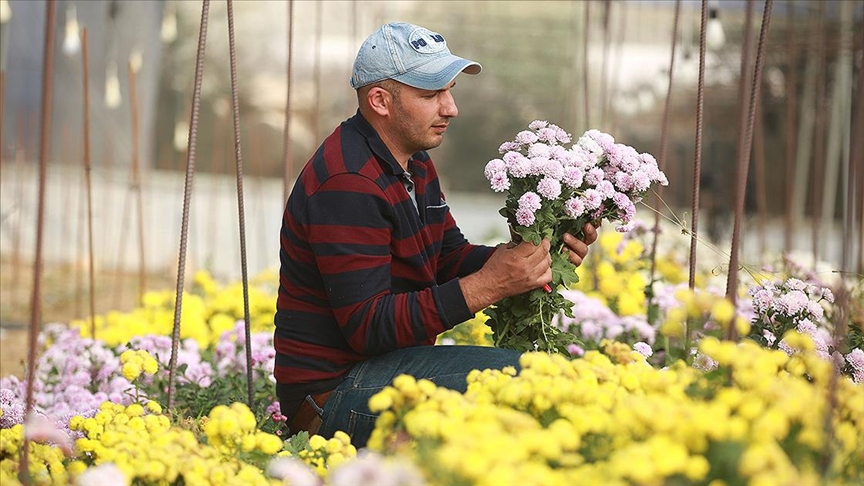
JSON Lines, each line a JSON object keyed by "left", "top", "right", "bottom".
{"left": 274, "top": 21, "right": 597, "bottom": 447}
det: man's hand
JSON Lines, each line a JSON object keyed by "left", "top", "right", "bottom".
{"left": 561, "top": 222, "right": 599, "bottom": 267}
{"left": 459, "top": 239, "right": 552, "bottom": 313}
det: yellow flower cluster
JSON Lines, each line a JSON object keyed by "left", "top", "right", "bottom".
{"left": 69, "top": 270, "right": 276, "bottom": 348}
{"left": 368, "top": 335, "right": 864, "bottom": 485}
{"left": 282, "top": 431, "right": 357, "bottom": 478}
{"left": 119, "top": 349, "right": 159, "bottom": 381}
{"left": 0, "top": 425, "right": 70, "bottom": 485}
{"left": 575, "top": 232, "right": 649, "bottom": 316}
{"left": 660, "top": 287, "right": 750, "bottom": 339}
{"left": 66, "top": 402, "right": 283, "bottom": 485}
{"left": 437, "top": 312, "right": 494, "bottom": 346}
{"left": 203, "top": 403, "right": 283, "bottom": 457}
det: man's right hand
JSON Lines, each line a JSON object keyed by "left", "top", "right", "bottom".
{"left": 459, "top": 239, "right": 552, "bottom": 314}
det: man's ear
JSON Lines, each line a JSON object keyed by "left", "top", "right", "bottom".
{"left": 366, "top": 87, "right": 392, "bottom": 117}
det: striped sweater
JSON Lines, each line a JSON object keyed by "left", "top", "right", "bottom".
{"left": 274, "top": 111, "right": 494, "bottom": 406}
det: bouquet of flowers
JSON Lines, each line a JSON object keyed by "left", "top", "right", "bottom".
{"left": 483, "top": 121, "right": 668, "bottom": 354}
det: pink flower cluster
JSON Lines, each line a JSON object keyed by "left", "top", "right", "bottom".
{"left": 0, "top": 322, "right": 279, "bottom": 433}
{"left": 553, "top": 289, "right": 656, "bottom": 346}
{"left": 129, "top": 334, "right": 215, "bottom": 387}
{"left": 485, "top": 121, "right": 668, "bottom": 232}
{"left": 748, "top": 278, "right": 844, "bottom": 362}
{"left": 748, "top": 278, "right": 833, "bottom": 325}
{"left": 846, "top": 348, "right": 864, "bottom": 383}
{"left": 0, "top": 324, "right": 133, "bottom": 430}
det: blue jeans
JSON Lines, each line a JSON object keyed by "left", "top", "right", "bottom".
{"left": 317, "top": 345, "right": 521, "bottom": 448}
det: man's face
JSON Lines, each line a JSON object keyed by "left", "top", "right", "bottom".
{"left": 387, "top": 81, "right": 459, "bottom": 155}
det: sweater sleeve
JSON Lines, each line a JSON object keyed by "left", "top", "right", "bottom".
{"left": 303, "top": 173, "right": 473, "bottom": 356}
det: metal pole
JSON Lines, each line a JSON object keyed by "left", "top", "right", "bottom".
{"left": 583, "top": 0, "right": 591, "bottom": 128}
{"left": 128, "top": 61, "right": 147, "bottom": 304}
{"left": 21, "top": 0, "right": 56, "bottom": 479}
{"left": 81, "top": 27, "right": 97, "bottom": 338}
{"left": 811, "top": 1, "right": 826, "bottom": 269}
{"left": 647, "top": 0, "right": 681, "bottom": 305}
{"left": 599, "top": 0, "right": 612, "bottom": 129}
{"left": 725, "top": 0, "right": 755, "bottom": 295}
{"left": 312, "top": 0, "right": 322, "bottom": 144}
{"left": 688, "top": 0, "right": 708, "bottom": 292}
{"left": 726, "top": 0, "right": 774, "bottom": 340}
{"left": 167, "top": 0, "right": 210, "bottom": 411}
{"left": 753, "top": 92, "right": 767, "bottom": 258}
{"left": 225, "top": 0, "right": 255, "bottom": 408}
{"left": 282, "top": 0, "right": 294, "bottom": 203}
{"left": 783, "top": 2, "right": 797, "bottom": 254}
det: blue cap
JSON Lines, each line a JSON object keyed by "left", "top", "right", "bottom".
{"left": 350, "top": 22, "right": 481, "bottom": 90}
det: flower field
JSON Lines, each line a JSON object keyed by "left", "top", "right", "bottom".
{"left": 1, "top": 229, "right": 863, "bottom": 485}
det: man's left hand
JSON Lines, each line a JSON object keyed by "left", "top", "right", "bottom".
{"left": 561, "top": 222, "right": 599, "bottom": 267}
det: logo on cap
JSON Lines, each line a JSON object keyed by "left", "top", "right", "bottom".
{"left": 408, "top": 28, "right": 447, "bottom": 54}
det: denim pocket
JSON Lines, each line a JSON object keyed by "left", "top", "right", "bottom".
{"left": 347, "top": 410, "right": 378, "bottom": 447}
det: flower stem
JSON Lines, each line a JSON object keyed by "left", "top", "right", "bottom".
{"left": 539, "top": 296, "right": 550, "bottom": 352}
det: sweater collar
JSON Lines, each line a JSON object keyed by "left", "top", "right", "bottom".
{"left": 351, "top": 110, "right": 424, "bottom": 176}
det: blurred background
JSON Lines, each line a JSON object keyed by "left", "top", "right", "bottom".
{"left": 0, "top": 0, "right": 862, "bottom": 336}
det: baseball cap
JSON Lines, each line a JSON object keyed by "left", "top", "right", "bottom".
{"left": 350, "top": 22, "right": 481, "bottom": 91}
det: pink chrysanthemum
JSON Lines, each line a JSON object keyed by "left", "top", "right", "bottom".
{"left": 515, "top": 206, "right": 536, "bottom": 226}
{"left": 503, "top": 151, "right": 530, "bottom": 178}
{"left": 583, "top": 189, "right": 602, "bottom": 210}
{"left": 536, "top": 177, "right": 562, "bottom": 200}
{"left": 541, "top": 159, "right": 564, "bottom": 180}
{"left": 612, "top": 191, "right": 635, "bottom": 217}
{"left": 576, "top": 134, "right": 603, "bottom": 156}
{"left": 498, "top": 141, "right": 520, "bottom": 154}
{"left": 528, "top": 120, "right": 548, "bottom": 130}
{"left": 502, "top": 150, "right": 523, "bottom": 165}
{"left": 515, "top": 130, "right": 539, "bottom": 145}
{"left": 596, "top": 180, "right": 616, "bottom": 199}
{"left": 489, "top": 172, "right": 510, "bottom": 192}
{"left": 484, "top": 159, "right": 506, "bottom": 180}
{"left": 845, "top": 348, "right": 864, "bottom": 383}
{"left": 631, "top": 169, "right": 651, "bottom": 192}
{"left": 570, "top": 145, "right": 591, "bottom": 168}
{"left": 775, "top": 290, "right": 809, "bottom": 315}
{"left": 616, "top": 220, "right": 636, "bottom": 233}
{"left": 508, "top": 158, "right": 531, "bottom": 178}
{"left": 633, "top": 342, "right": 653, "bottom": 357}
{"left": 564, "top": 197, "right": 586, "bottom": 218}
{"left": 806, "top": 301, "right": 824, "bottom": 320}
{"left": 548, "top": 145, "right": 569, "bottom": 162}
{"left": 562, "top": 166, "right": 584, "bottom": 188}
{"left": 614, "top": 172, "right": 634, "bottom": 192}
{"left": 528, "top": 143, "right": 551, "bottom": 159}
{"left": 617, "top": 145, "right": 642, "bottom": 173}
{"left": 555, "top": 127, "right": 572, "bottom": 144}
{"left": 639, "top": 152, "right": 658, "bottom": 167}
{"left": 566, "top": 343, "right": 585, "bottom": 357}
{"left": 518, "top": 191, "right": 542, "bottom": 213}
{"left": 537, "top": 127, "right": 559, "bottom": 143}
{"left": 527, "top": 157, "right": 546, "bottom": 176}
{"left": 585, "top": 167, "right": 605, "bottom": 186}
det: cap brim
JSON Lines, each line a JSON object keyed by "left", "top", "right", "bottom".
{"left": 392, "top": 55, "right": 482, "bottom": 91}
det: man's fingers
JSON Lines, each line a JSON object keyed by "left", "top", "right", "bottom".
{"left": 561, "top": 232, "right": 590, "bottom": 267}
{"left": 582, "top": 222, "right": 599, "bottom": 245}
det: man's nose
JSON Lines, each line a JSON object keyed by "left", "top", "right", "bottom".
{"left": 440, "top": 90, "right": 458, "bottom": 118}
